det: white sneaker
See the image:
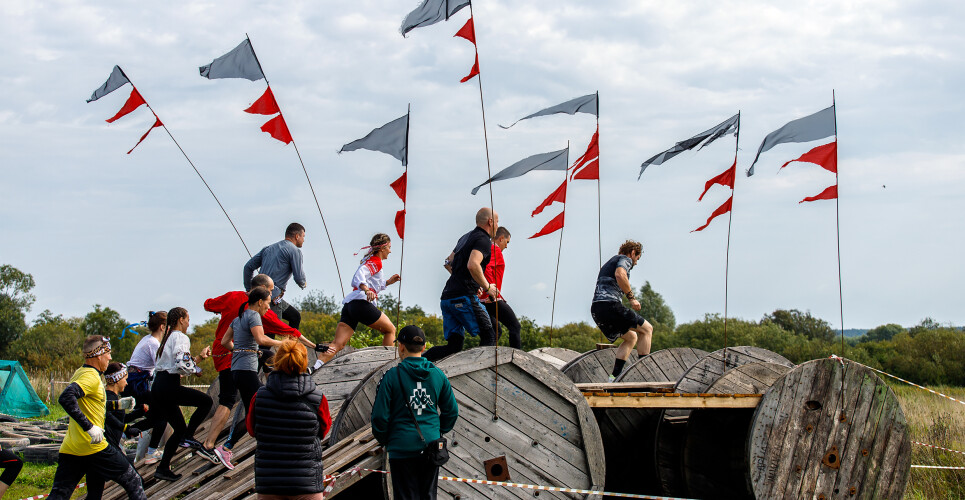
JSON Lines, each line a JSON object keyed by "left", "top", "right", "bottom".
{"left": 608, "top": 375, "right": 616, "bottom": 382}
{"left": 142, "top": 448, "right": 162, "bottom": 465}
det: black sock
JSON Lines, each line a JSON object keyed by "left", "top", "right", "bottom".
{"left": 612, "top": 359, "right": 627, "bottom": 378}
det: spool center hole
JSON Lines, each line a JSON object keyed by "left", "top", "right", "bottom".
{"left": 491, "top": 464, "right": 504, "bottom": 476}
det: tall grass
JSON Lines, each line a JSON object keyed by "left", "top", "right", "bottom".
{"left": 894, "top": 384, "right": 965, "bottom": 499}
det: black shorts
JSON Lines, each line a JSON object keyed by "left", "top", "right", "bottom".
{"left": 339, "top": 300, "right": 382, "bottom": 330}
{"left": 591, "top": 301, "right": 645, "bottom": 342}
{"left": 217, "top": 369, "right": 238, "bottom": 408}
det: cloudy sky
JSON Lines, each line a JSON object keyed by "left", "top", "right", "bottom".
{"left": 2, "top": 0, "right": 963, "bottom": 333}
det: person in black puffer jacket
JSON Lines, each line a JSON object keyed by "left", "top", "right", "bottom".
{"left": 247, "top": 338, "right": 331, "bottom": 499}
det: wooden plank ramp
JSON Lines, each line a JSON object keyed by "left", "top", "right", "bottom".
{"left": 583, "top": 392, "right": 762, "bottom": 409}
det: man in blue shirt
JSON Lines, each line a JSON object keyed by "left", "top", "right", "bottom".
{"left": 243, "top": 222, "right": 308, "bottom": 329}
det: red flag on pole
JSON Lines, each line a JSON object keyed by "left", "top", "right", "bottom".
{"left": 781, "top": 141, "right": 837, "bottom": 173}
{"left": 697, "top": 160, "right": 736, "bottom": 201}
{"left": 532, "top": 180, "right": 566, "bottom": 217}
{"left": 570, "top": 127, "right": 600, "bottom": 180}
{"left": 127, "top": 116, "right": 163, "bottom": 154}
{"left": 692, "top": 195, "right": 732, "bottom": 232}
{"left": 529, "top": 210, "right": 565, "bottom": 239}
{"left": 460, "top": 54, "right": 480, "bottom": 83}
{"left": 390, "top": 172, "right": 407, "bottom": 202}
{"left": 244, "top": 87, "right": 281, "bottom": 115}
{"left": 800, "top": 184, "right": 838, "bottom": 203}
{"left": 394, "top": 209, "right": 406, "bottom": 239}
{"left": 106, "top": 88, "right": 146, "bottom": 123}
{"left": 454, "top": 17, "right": 476, "bottom": 44}
{"left": 260, "top": 114, "right": 293, "bottom": 144}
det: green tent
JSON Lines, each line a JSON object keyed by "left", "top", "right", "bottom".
{"left": 0, "top": 360, "right": 49, "bottom": 418}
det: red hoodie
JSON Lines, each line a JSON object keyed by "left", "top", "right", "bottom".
{"left": 205, "top": 291, "right": 302, "bottom": 372}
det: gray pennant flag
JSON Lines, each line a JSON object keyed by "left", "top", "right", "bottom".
{"left": 401, "top": 0, "right": 471, "bottom": 36}
{"left": 638, "top": 113, "right": 739, "bottom": 179}
{"left": 747, "top": 105, "right": 835, "bottom": 176}
{"left": 500, "top": 93, "right": 598, "bottom": 129}
{"left": 199, "top": 39, "right": 265, "bottom": 81}
{"left": 471, "top": 148, "right": 568, "bottom": 195}
{"left": 339, "top": 114, "right": 409, "bottom": 166}
{"left": 87, "top": 65, "right": 130, "bottom": 103}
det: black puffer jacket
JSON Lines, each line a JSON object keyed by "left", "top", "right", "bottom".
{"left": 249, "top": 371, "right": 328, "bottom": 494}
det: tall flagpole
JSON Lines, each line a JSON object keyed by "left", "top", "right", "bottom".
{"left": 595, "top": 91, "right": 602, "bottom": 269}
{"left": 723, "top": 112, "right": 740, "bottom": 350}
{"left": 246, "top": 34, "right": 345, "bottom": 298}
{"left": 549, "top": 143, "right": 570, "bottom": 348}
{"left": 396, "top": 105, "right": 410, "bottom": 328}
{"left": 833, "top": 91, "right": 844, "bottom": 354}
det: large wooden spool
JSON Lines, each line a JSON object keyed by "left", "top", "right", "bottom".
{"left": 311, "top": 346, "right": 396, "bottom": 417}
{"left": 683, "top": 362, "right": 792, "bottom": 499}
{"left": 748, "top": 358, "right": 911, "bottom": 499}
{"left": 561, "top": 348, "right": 639, "bottom": 383}
{"left": 655, "top": 346, "right": 794, "bottom": 496}
{"left": 527, "top": 347, "right": 581, "bottom": 370}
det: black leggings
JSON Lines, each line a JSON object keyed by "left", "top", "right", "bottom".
{"left": 0, "top": 449, "right": 22, "bottom": 486}
{"left": 84, "top": 445, "right": 135, "bottom": 499}
{"left": 484, "top": 300, "right": 522, "bottom": 349}
{"left": 282, "top": 304, "right": 301, "bottom": 329}
{"left": 424, "top": 334, "right": 465, "bottom": 362}
{"left": 150, "top": 371, "right": 213, "bottom": 471}
{"left": 226, "top": 370, "right": 261, "bottom": 448}
{"left": 49, "top": 447, "right": 145, "bottom": 500}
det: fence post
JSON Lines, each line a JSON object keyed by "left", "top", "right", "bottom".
{"left": 49, "top": 373, "right": 54, "bottom": 404}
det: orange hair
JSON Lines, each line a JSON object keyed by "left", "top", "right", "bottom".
{"left": 271, "top": 338, "right": 308, "bottom": 376}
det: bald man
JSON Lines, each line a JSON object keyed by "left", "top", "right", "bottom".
{"left": 424, "top": 208, "right": 499, "bottom": 362}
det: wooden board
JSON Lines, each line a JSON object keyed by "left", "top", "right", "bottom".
{"left": 748, "top": 358, "right": 911, "bottom": 500}
{"left": 683, "top": 362, "right": 792, "bottom": 499}
{"left": 575, "top": 382, "right": 675, "bottom": 392}
{"left": 312, "top": 346, "right": 396, "bottom": 416}
{"left": 584, "top": 393, "right": 761, "bottom": 409}
{"left": 616, "top": 347, "right": 708, "bottom": 383}
{"left": 654, "top": 346, "right": 794, "bottom": 497}
{"left": 560, "top": 348, "right": 639, "bottom": 384}
{"left": 528, "top": 347, "right": 581, "bottom": 370}
{"left": 329, "top": 358, "right": 399, "bottom": 444}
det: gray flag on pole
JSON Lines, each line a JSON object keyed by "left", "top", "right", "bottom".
{"left": 471, "top": 148, "right": 568, "bottom": 195}
{"left": 747, "top": 105, "right": 835, "bottom": 176}
{"left": 339, "top": 114, "right": 409, "bottom": 166}
{"left": 638, "top": 113, "right": 739, "bottom": 179}
{"left": 87, "top": 65, "right": 130, "bottom": 103}
{"left": 401, "top": 0, "right": 471, "bottom": 37}
{"left": 199, "top": 40, "right": 265, "bottom": 81}
{"left": 500, "top": 94, "right": 598, "bottom": 129}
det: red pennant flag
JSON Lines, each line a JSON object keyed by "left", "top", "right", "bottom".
{"left": 106, "top": 88, "right": 146, "bottom": 123}
{"left": 692, "top": 195, "right": 733, "bottom": 232}
{"left": 529, "top": 210, "right": 565, "bottom": 239}
{"left": 391, "top": 172, "right": 407, "bottom": 203}
{"left": 454, "top": 17, "right": 476, "bottom": 45}
{"left": 800, "top": 184, "right": 838, "bottom": 203}
{"left": 781, "top": 141, "right": 837, "bottom": 173}
{"left": 395, "top": 209, "right": 406, "bottom": 239}
{"left": 570, "top": 127, "right": 600, "bottom": 180}
{"left": 127, "top": 116, "right": 163, "bottom": 154}
{"left": 244, "top": 87, "right": 281, "bottom": 115}
{"left": 460, "top": 54, "right": 480, "bottom": 83}
{"left": 532, "top": 180, "right": 566, "bottom": 217}
{"left": 572, "top": 159, "right": 599, "bottom": 180}
{"left": 260, "top": 114, "right": 293, "bottom": 144}
{"left": 697, "top": 160, "right": 736, "bottom": 201}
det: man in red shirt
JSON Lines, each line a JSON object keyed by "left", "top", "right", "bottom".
{"left": 202, "top": 274, "right": 321, "bottom": 469}
{"left": 479, "top": 227, "right": 522, "bottom": 348}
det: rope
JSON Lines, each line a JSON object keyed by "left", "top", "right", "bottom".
{"left": 830, "top": 355, "right": 965, "bottom": 408}
{"left": 914, "top": 441, "right": 965, "bottom": 457}
{"left": 439, "top": 476, "right": 699, "bottom": 499}
{"left": 18, "top": 482, "right": 86, "bottom": 500}
{"left": 911, "top": 465, "right": 965, "bottom": 470}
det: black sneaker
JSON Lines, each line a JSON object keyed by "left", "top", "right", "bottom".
{"left": 180, "top": 437, "right": 203, "bottom": 449}
{"left": 154, "top": 468, "right": 182, "bottom": 482}
{"left": 196, "top": 446, "right": 220, "bottom": 464}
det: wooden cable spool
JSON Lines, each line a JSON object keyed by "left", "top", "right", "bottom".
{"left": 561, "top": 348, "right": 639, "bottom": 384}
{"left": 748, "top": 358, "right": 911, "bottom": 500}
{"left": 311, "top": 346, "right": 396, "bottom": 417}
{"left": 654, "top": 346, "right": 794, "bottom": 497}
{"left": 527, "top": 347, "right": 581, "bottom": 370}
{"left": 683, "top": 362, "right": 792, "bottom": 499}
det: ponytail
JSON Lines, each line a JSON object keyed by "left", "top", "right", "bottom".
{"left": 156, "top": 307, "right": 188, "bottom": 360}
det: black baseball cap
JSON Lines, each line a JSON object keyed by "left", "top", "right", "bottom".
{"left": 398, "top": 325, "right": 426, "bottom": 345}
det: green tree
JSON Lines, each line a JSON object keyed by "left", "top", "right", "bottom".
{"left": 0, "top": 264, "right": 36, "bottom": 351}
{"left": 862, "top": 323, "right": 905, "bottom": 343}
{"left": 299, "top": 290, "right": 341, "bottom": 315}
{"left": 762, "top": 309, "right": 834, "bottom": 343}
{"left": 636, "top": 281, "right": 675, "bottom": 330}
{"left": 8, "top": 312, "right": 84, "bottom": 373}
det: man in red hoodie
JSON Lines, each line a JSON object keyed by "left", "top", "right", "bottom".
{"left": 202, "top": 274, "right": 323, "bottom": 469}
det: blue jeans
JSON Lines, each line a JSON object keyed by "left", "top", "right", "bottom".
{"left": 425, "top": 296, "right": 494, "bottom": 362}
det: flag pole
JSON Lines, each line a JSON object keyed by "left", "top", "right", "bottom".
{"left": 723, "top": 111, "right": 740, "bottom": 350}
{"left": 549, "top": 143, "right": 569, "bottom": 348}
{"left": 595, "top": 91, "right": 602, "bottom": 270}
{"left": 246, "top": 34, "right": 345, "bottom": 298}
{"left": 396, "top": 105, "right": 410, "bottom": 328}
{"left": 833, "top": 91, "right": 844, "bottom": 354}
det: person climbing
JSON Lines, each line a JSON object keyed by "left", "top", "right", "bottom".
{"left": 480, "top": 226, "right": 522, "bottom": 349}
{"left": 424, "top": 208, "right": 498, "bottom": 362}
{"left": 243, "top": 222, "right": 308, "bottom": 330}
{"left": 86, "top": 362, "right": 141, "bottom": 499}
{"left": 123, "top": 310, "right": 168, "bottom": 464}
{"left": 591, "top": 240, "right": 654, "bottom": 381}
{"left": 317, "top": 233, "right": 400, "bottom": 364}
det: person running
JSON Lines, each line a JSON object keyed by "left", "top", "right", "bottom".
{"left": 591, "top": 240, "right": 654, "bottom": 381}
{"left": 123, "top": 310, "right": 168, "bottom": 464}
{"left": 372, "top": 326, "right": 459, "bottom": 500}
{"left": 318, "top": 233, "right": 400, "bottom": 364}
{"left": 243, "top": 222, "right": 308, "bottom": 330}
{"left": 151, "top": 307, "right": 217, "bottom": 481}
{"left": 202, "top": 274, "right": 322, "bottom": 469}
{"left": 424, "top": 208, "right": 498, "bottom": 362}
{"left": 86, "top": 362, "right": 139, "bottom": 499}
{"left": 0, "top": 443, "right": 23, "bottom": 498}
{"left": 246, "top": 338, "right": 332, "bottom": 499}
{"left": 480, "top": 227, "right": 522, "bottom": 349}
{"left": 48, "top": 336, "right": 146, "bottom": 500}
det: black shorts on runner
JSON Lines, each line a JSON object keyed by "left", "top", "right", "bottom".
{"left": 591, "top": 301, "right": 646, "bottom": 342}
{"left": 217, "top": 369, "right": 238, "bottom": 408}
{"left": 339, "top": 300, "right": 382, "bottom": 330}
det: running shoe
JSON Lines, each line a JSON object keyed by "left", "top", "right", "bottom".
{"left": 196, "top": 446, "right": 220, "bottom": 464}
{"left": 154, "top": 468, "right": 182, "bottom": 482}
{"left": 608, "top": 375, "right": 616, "bottom": 382}
{"left": 180, "top": 437, "right": 203, "bottom": 449}
{"left": 214, "top": 445, "right": 235, "bottom": 470}
{"left": 142, "top": 449, "right": 162, "bottom": 465}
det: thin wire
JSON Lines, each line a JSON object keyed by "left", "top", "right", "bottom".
{"left": 550, "top": 143, "right": 569, "bottom": 348}
{"left": 396, "top": 105, "right": 410, "bottom": 329}
{"left": 833, "top": 91, "right": 844, "bottom": 355}
{"left": 246, "top": 34, "right": 346, "bottom": 298}
{"left": 595, "top": 93, "right": 604, "bottom": 345}
{"left": 723, "top": 112, "right": 739, "bottom": 350}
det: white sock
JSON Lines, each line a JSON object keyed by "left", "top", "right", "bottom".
{"left": 312, "top": 359, "right": 324, "bottom": 370}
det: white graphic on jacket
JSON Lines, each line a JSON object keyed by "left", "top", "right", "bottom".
{"left": 409, "top": 382, "right": 435, "bottom": 415}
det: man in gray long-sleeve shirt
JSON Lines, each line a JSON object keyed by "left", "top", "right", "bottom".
{"left": 243, "top": 222, "right": 308, "bottom": 329}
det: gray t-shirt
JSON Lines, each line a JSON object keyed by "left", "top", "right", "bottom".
{"left": 593, "top": 255, "right": 633, "bottom": 303}
{"left": 243, "top": 239, "right": 306, "bottom": 300}
{"left": 230, "top": 309, "right": 263, "bottom": 372}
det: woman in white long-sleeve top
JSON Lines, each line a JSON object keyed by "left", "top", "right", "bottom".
{"left": 318, "top": 233, "right": 400, "bottom": 364}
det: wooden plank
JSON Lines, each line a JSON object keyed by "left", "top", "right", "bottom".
{"left": 575, "top": 381, "right": 675, "bottom": 392}
{"left": 585, "top": 394, "right": 762, "bottom": 409}
{"left": 435, "top": 346, "right": 514, "bottom": 379}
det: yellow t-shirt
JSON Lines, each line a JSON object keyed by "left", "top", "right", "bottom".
{"left": 60, "top": 366, "right": 108, "bottom": 456}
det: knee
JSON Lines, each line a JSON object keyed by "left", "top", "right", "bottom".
{"left": 640, "top": 321, "right": 653, "bottom": 336}
{"left": 623, "top": 331, "right": 638, "bottom": 345}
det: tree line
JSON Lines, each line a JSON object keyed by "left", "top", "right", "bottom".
{"left": 2, "top": 264, "right": 963, "bottom": 386}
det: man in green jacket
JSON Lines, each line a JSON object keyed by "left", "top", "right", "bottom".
{"left": 372, "top": 325, "right": 458, "bottom": 500}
